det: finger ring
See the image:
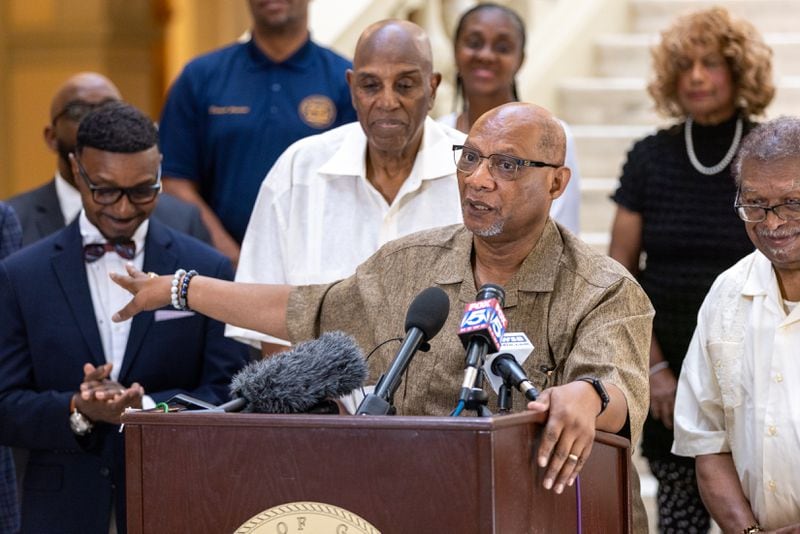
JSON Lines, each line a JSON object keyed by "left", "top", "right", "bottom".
{"left": 568, "top": 453, "right": 580, "bottom": 462}
{"left": 147, "top": 272, "right": 158, "bottom": 279}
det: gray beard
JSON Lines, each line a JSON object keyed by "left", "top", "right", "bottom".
{"left": 472, "top": 220, "right": 504, "bottom": 237}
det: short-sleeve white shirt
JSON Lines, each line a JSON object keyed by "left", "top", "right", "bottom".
{"left": 226, "top": 118, "right": 466, "bottom": 346}
{"left": 673, "top": 251, "right": 800, "bottom": 529}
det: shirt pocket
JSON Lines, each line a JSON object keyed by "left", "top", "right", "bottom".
{"left": 707, "top": 341, "right": 743, "bottom": 409}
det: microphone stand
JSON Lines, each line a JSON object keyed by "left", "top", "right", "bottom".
{"left": 497, "top": 383, "right": 512, "bottom": 414}
{"left": 463, "top": 370, "right": 492, "bottom": 417}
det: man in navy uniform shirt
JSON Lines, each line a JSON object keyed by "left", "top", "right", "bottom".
{"left": 158, "top": 0, "right": 356, "bottom": 264}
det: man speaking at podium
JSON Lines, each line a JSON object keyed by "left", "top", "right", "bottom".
{"left": 113, "top": 102, "right": 653, "bottom": 532}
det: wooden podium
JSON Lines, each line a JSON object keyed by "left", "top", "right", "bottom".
{"left": 123, "top": 411, "right": 631, "bottom": 533}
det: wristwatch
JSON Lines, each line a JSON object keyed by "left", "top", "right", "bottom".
{"left": 578, "top": 377, "right": 609, "bottom": 415}
{"left": 69, "top": 396, "right": 93, "bottom": 436}
{"left": 70, "top": 409, "right": 93, "bottom": 435}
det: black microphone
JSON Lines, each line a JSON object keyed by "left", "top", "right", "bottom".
{"left": 356, "top": 286, "right": 450, "bottom": 415}
{"left": 457, "top": 284, "right": 507, "bottom": 403}
{"left": 491, "top": 354, "right": 539, "bottom": 401}
{"left": 229, "top": 331, "right": 367, "bottom": 413}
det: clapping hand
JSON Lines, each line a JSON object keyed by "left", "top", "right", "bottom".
{"left": 73, "top": 363, "right": 144, "bottom": 424}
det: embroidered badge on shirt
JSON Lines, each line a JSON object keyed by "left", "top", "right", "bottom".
{"left": 208, "top": 105, "right": 251, "bottom": 115}
{"left": 299, "top": 95, "right": 336, "bottom": 128}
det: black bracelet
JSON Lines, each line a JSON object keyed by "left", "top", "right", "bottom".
{"left": 179, "top": 270, "right": 198, "bottom": 310}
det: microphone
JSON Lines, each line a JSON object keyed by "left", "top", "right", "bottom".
{"left": 457, "top": 284, "right": 508, "bottom": 402}
{"left": 482, "top": 332, "right": 538, "bottom": 401}
{"left": 229, "top": 331, "right": 368, "bottom": 413}
{"left": 356, "top": 286, "right": 450, "bottom": 415}
{"left": 491, "top": 357, "right": 539, "bottom": 402}
{"left": 491, "top": 355, "right": 539, "bottom": 401}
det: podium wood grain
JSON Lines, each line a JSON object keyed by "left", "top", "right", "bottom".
{"left": 123, "top": 411, "right": 631, "bottom": 533}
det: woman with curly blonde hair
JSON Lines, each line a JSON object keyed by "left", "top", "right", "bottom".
{"left": 609, "top": 7, "right": 773, "bottom": 533}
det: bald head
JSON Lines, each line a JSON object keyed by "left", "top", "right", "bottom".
{"left": 472, "top": 102, "right": 567, "bottom": 166}
{"left": 353, "top": 20, "right": 433, "bottom": 74}
{"left": 459, "top": 102, "right": 571, "bottom": 242}
{"left": 50, "top": 72, "right": 121, "bottom": 122}
{"left": 347, "top": 19, "right": 441, "bottom": 161}
{"left": 46, "top": 72, "right": 122, "bottom": 184}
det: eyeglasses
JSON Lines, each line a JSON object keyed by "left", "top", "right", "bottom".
{"left": 452, "top": 145, "right": 560, "bottom": 182}
{"left": 734, "top": 189, "right": 800, "bottom": 222}
{"left": 74, "top": 155, "right": 162, "bottom": 205}
{"left": 52, "top": 100, "right": 114, "bottom": 125}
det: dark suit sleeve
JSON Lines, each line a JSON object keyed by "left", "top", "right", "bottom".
{"left": 153, "top": 194, "right": 212, "bottom": 245}
{"left": 7, "top": 182, "right": 66, "bottom": 247}
{"left": 0, "top": 262, "right": 80, "bottom": 450}
{"left": 0, "top": 202, "right": 22, "bottom": 258}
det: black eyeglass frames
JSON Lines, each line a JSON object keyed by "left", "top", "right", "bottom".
{"left": 73, "top": 155, "right": 162, "bottom": 206}
{"left": 52, "top": 99, "right": 116, "bottom": 125}
{"left": 452, "top": 144, "right": 560, "bottom": 181}
{"left": 734, "top": 188, "right": 800, "bottom": 223}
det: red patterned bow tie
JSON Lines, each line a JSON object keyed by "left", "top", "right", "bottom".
{"left": 83, "top": 242, "right": 136, "bottom": 263}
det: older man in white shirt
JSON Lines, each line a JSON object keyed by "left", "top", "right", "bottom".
{"left": 673, "top": 116, "right": 800, "bottom": 533}
{"left": 228, "top": 20, "right": 466, "bottom": 353}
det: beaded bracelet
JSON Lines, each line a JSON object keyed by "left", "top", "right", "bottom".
{"left": 171, "top": 269, "right": 186, "bottom": 310}
{"left": 179, "top": 270, "right": 198, "bottom": 310}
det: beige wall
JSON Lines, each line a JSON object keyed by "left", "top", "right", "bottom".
{"left": 162, "top": 0, "right": 250, "bottom": 87}
{"left": 0, "top": 0, "right": 250, "bottom": 199}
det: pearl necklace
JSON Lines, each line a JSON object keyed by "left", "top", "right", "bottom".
{"left": 685, "top": 115, "right": 743, "bottom": 176}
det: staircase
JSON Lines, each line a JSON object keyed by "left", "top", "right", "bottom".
{"left": 557, "top": 0, "right": 800, "bottom": 250}
{"left": 555, "top": 2, "right": 800, "bottom": 529}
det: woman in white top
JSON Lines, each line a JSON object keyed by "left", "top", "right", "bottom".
{"left": 440, "top": 2, "right": 581, "bottom": 233}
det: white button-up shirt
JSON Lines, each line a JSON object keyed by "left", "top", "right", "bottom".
{"left": 80, "top": 212, "right": 147, "bottom": 382}
{"left": 227, "top": 118, "right": 465, "bottom": 347}
{"left": 673, "top": 251, "right": 800, "bottom": 529}
{"left": 55, "top": 171, "right": 83, "bottom": 226}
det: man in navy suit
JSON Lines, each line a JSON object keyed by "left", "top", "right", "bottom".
{"left": 0, "top": 102, "right": 249, "bottom": 533}
{"left": 7, "top": 72, "right": 210, "bottom": 247}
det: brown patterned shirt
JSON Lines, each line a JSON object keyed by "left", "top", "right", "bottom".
{"left": 287, "top": 220, "right": 653, "bottom": 445}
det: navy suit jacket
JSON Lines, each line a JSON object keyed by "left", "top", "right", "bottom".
{"left": 7, "top": 179, "right": 211, "bottom": 247}
{"left": 0, "top": 218, "right": 249, "bottom": 534}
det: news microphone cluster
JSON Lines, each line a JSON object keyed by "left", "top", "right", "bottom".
{"left": 457, "top": 284, "right": 508, "bottom": 403}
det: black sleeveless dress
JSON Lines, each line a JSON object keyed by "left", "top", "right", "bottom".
{"left": 612, "top": 113, "right": 755, "bottom": 460}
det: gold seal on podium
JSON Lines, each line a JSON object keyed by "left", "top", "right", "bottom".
{"left": 235, "top": 501, "right": 381, "bottom": 534}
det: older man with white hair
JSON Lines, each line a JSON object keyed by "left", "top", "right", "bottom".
{"left": 673, "top": 116, "right": 800, "bottom": 533}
